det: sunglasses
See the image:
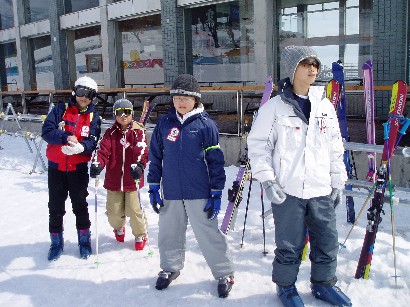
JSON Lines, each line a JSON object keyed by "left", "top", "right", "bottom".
{"left": 74, "top": 86, "right": 96, "bottom": 99}
{"left": 115, "top": 108, "right": 133, "bottom": 117}
{"left": 300, "top": 59, "right": 320, "bottom": 69}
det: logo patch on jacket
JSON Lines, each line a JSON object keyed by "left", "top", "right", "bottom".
{"left": 167, "top": 127, "right": 180, "bottom": 142}
{"left": 318, "top": 113, "right": 327, "bottom": 133}
{"left": 120, "top": 137, "right": 130, "bottom": 148}
{"left": 81, "top": 126, "right": 89, "bottom": 137}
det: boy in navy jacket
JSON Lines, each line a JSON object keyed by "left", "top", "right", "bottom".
{"left": 148, "top": 74, "right": 234, "bottom": 298}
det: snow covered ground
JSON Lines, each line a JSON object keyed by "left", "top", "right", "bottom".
{"left": 0, "top": 133, "right": 410, "bottom": 306}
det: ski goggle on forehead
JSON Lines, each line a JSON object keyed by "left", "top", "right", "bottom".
{"left": 114, "top": 108, "right": 133, "bottom": 117}
{"left": 74, "top": 86, "right": 96, "bottom": 99}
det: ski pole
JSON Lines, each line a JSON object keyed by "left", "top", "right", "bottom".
{"left": 394, "top": 117, "right": 410, "bottom": 149}
{"left": 339, "top": 181, "right": 377, "bottom": 251}
{"left": 389, "top": 184, "right": 399, "bottom": 286}
{"left": 260, "top": 183, "right": 268, "bottom": 256}
{"left": 132, "top": 167, "right": 153, "bottom": 257}
{"left": 240, "top": 177, "right": 252, "bottom": 247}
{"left": 94, "top": 172, "right": 101, "bottom": 267}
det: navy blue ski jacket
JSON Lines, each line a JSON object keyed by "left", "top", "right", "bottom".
{"left": 148, "top": 107, "right": 226, "bottom": 200}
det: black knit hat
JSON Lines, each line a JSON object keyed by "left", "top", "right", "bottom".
{"left": 170, "top": 74, "right": 201, "bottom": 100}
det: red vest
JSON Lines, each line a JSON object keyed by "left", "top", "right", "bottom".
{"left": 46, "top": 103, "right": 93, "bottom": 171}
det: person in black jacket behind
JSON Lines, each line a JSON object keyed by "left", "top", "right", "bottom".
{"left": 42, "top": 76, "right": 101, "bottom": 261}
{"left": 147, "top": 74, "right": 234, "bottom": 298}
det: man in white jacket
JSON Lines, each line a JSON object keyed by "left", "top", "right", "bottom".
{"left": 247, "top": 46, "right": 351, "bottom": 307}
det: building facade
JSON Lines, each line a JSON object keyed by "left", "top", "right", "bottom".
{"left": 0, "top": 0, "right": 409, "bottom": 116}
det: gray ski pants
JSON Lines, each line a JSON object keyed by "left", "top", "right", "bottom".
{"left": 158, "top": 199, "right": 234, "bottom": 279}
{"left": 271, "top": 194, "right": 338, "bottom": 287}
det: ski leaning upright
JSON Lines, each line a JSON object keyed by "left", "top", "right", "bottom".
{"left": 363, "top": 60, "right": 376, "bottom": 182}
{"left": 220, "top": 77, "right": 274, "bottom": 235}
{"left": 332, "top": 61, "right": 356, "bottom": 223}
{"left": 355, "top": 80, "right": 407, "bottom": 280}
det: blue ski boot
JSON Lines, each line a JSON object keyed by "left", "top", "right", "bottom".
{"left": 48, "top": 232, "right": 64, "bottom": 261}
{"left": 311, "top": 284, "right": 352, "bottom": 306}
{"left": 77, "top": 229, "right": 92, "bottom": 259}
{"left": 276, "top": 285, "right": 304, "bottom": 307}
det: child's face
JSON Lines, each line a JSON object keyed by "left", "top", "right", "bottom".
{"left": 293, "top": 57, "right": 319, "bottom": 86}
{"left": 173, "top": 96, "right": 196, "bottom": 115}
{"left": 75, "top": 96, "right": 92, "bottom": 110}
{"left": 115, "top": 109, "right": 133, "bottom": 128}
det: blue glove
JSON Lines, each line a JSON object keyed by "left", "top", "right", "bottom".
{"left": 148, "top": 185, "right": 164, "bottom": 214}
{"left": 203, "top": 190, "right": 222, "bottom": 220}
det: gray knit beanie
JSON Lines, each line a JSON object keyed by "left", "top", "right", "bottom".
{"left": 112, "top": 99, "right": 134, "bottom": 116}
{"left": 280, "top": 45, "right": 321, "bottom": 84}
{"left": 170, "top": 74, "right": 201, "bottom": 100}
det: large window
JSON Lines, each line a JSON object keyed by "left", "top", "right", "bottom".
{"left": 0, "top": 42, "right": 18, "bottom": 90}
{"left": 73, "top": 26, "right": 103, "bottom": 86}
{"left": 25, "top": 0, "right": 49, "bottom": 23}
{"left": 0, "top": 0, "right": 14, "bottom": 29}
{"left": 191, "top": 1, "right": 255, "bottom": 85}
{"left": 118, "top": 15, "right": 163, "bottom": 87}
{"left": 279, "top": 0, "right": 371, "bottom": 81}
{"left": 65, "top": 0, "right": 99, "bottom": 14}
{"left": 30, "top": 36, "right": 54, "bottom": 90}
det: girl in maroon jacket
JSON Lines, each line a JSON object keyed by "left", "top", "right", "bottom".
{"left": 90, "top": 99, "right": 149, "bottom": 251}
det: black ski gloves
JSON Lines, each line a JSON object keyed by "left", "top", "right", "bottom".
{"left": 130, "top": 162, "right": 144, "bottom": 180}
{"left": 90, "top": 162, "right": 102, "bottom": 178}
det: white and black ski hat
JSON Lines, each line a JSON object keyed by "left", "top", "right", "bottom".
{"left": 280, "top": 45, "right": 321, "bottom": 84}
{"left": 112, "top": 99, "right": 134, "bottom": 116}
{"left": 170, "top": 74, "right": 201, "bottom": 100}
{"left": 74, "top": 76, "right": 98, "bottom": 92}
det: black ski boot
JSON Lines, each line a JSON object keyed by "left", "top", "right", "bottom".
{"left": 48, "top": 232, "right": 64, "bottom": 261}
{"left": 218, "top": 276, "right": 234, "bottom": 298}
{"left": 77, "top": 229, "right": 92, "bottom": 259}
{"left": 155, "top": 271, "right": 180, "bottom": 290}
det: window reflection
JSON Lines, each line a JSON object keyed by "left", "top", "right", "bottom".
{"left": 0, "top": 42, "right": 18, "bottom": 91}
{"left": 191, "top": 1, "right": 255, "bottom": 85}
{"left": 279, "top": 0, "right": 372, "bottom": 81}
{"left": 25, "top": 0, "right": 49, "bottom": 23}
{"left": 30, "top": 36, "right": 54, "bottom": 90}
{"left": 118, "top": 15, "right": 163, "bottom": 87}
{"left": 0, "top": 0, "right": 14, "bottom": 29}
{"left": 307, "top": 4, "right": 339, "bottom": 38}
{"left": 74, "top": 26, "right": 103, "bottom": 86}
{"left": 65, "top": 0, "right": 99, "bottom": 14}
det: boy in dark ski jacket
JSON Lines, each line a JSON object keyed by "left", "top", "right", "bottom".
{"left": 42, "top": 76, "right": 101, "bottom": 261}
{"left": 90, "top": 99, "right": 149, "bottom": 251}
{"left": 248, "top": 46, "right": 351, "bottom": 307}
{"left": 147, "top": 74, "right": 234, "bottom": 298}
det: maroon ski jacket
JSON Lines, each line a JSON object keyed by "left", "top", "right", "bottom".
{"left": 96, "top": 121, "right": 148, "bottom": 191}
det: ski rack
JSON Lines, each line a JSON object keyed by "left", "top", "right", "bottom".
{"left": 0, "top": 101, "right": 50, "bottom": 173}
{"left": 0, "top": 102, "right": 34, "bottom": 153}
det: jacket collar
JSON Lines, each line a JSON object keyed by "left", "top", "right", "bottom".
{"left": 278, "top": 78, "right": 308, "bottom": 124}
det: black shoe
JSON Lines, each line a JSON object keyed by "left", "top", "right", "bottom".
{"left": 155, "top": 271, "right": 180, "bottom": 290}
{"left": 218, "top": 276, "right": 234, "bottom": 298}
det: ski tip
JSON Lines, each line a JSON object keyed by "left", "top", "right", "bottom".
{"left": 148, "top": 251, "right": 154, "bottom": 257}
{"left": 362, "top": 59, "right": 373, "bottom": 70}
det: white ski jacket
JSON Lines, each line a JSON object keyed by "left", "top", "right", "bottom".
{"left": 247, "top": 84, "right": 347, "bottom": 199}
